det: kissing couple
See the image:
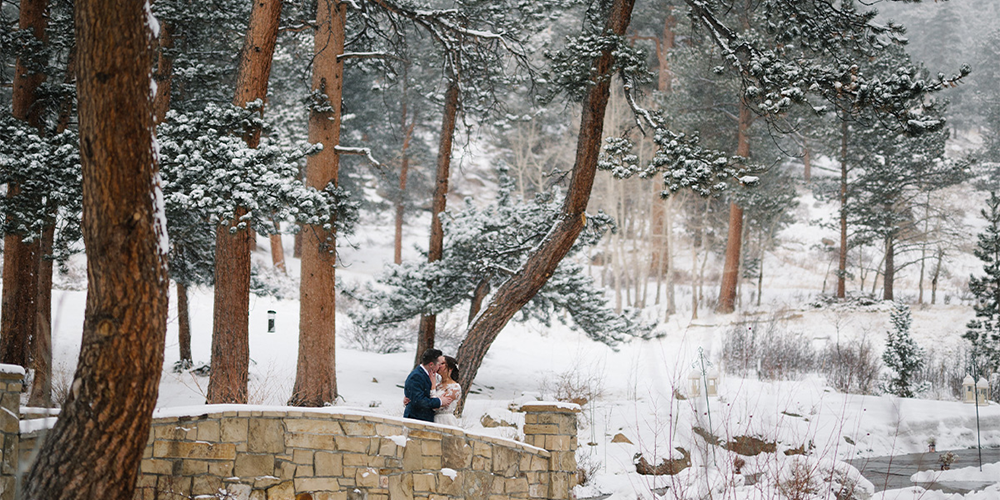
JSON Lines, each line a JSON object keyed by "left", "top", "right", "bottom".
{"left": 402, "top": 348, "right": 462, "bottom": 426}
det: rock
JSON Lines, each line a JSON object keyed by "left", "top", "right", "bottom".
{"left": 611, "top": 433, "right": 632, "bottom": 444}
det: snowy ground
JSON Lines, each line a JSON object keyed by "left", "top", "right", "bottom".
{"left": 30, "top": 192, "right": 1000, "bottom": 500}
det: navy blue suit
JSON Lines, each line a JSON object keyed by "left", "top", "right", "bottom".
{"left": 403, "top": 365, "right": 440, "bottom": 422}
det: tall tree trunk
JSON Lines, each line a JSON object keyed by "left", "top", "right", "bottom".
{"left": 664, "top": 196, "right": 676, "bottom": 317}
{"left": 756, "top": 249, "right": 764, "bottom": 307}
{"left": 917, "top": 193, "right": 931, "bottom": 304}
{"left": 716, "top": 100, "right": 752, "bottom": 313}
{"left": 802, "top": 137, "right": 811, "bottom": 183}
{"left": 291, "top": 0, "right": 345, "bottom": 406}
{"left": 28, "top": 44, "right": 75, "bottom": 407}
{"left": 883, "top": 235, "right": 894, "bottom": 301}
{"left": 207, "top": 0, "right": 282, "bottom": 404}
{"left": 931, "top": 247, "right": 942, "bottom": 305}
{"left": 27, "top": 223, "right": 55, "bottom": 407}
{"left": 1, "top": 0, "right": 48, "bottom": 368}
{"left": 394, "top": 65, "right": 415, "bottom": 265}
{"left": 415, "top": 76, "right": 460, "bottom": 365}
{"left": 270, "top": 222, "right": 286, "bottom": 272}
{"left": 152, "top": 22, "right": 174, "bottom": 124}
{"left": 837, "top": 119, "right": 849, "bottom": 298}
{"left": 177, "top": 282, "right": 192, "bottom": 365}
{"left": 455, "top": 0, "right": 636, "bottom": 413}
{"left": 21, "top": 0, "right": 168, "bottom": 495}
{"left": 468, "top": 277, "right": 490, "bottom": 324}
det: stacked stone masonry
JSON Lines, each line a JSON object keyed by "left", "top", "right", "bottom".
{"left": 0, "top": 368, "right": 21, "bottom": 500}
{"left": 14, "top": 397, "right": 580, "bottom": 500}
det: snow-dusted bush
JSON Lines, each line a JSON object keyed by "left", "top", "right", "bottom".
{"left": 722, "top": 318, "right": 816, "bottom": 380}
{"left": 819, "top": 338, "right": 881, "bottom": 395}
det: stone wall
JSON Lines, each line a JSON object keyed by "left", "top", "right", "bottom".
{"left": 0, "top": 366, "right": 21, "bottom": 500}
{"left": 19, "top": 402, "right": 579, "bottom": 500}
{"left": 139, "top": 405, "right": 579, "bottom": 500}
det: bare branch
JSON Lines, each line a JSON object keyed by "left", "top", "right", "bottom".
{"left": 334, "top": 145, "right": 381, "bottom": 168}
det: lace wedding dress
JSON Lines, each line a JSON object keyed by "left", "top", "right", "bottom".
{"left": 432, "top": 381, "right": 462, "bottom": 427}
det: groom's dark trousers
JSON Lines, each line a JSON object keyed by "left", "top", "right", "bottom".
{"left": 403, "top": 365, "right": 440, "bottom": 422}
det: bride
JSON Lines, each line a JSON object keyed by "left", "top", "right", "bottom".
{"left": 430, "top": 356, "right": 462, "bottom": 426}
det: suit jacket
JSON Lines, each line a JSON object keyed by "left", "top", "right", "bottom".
{"left": 403, "top": 365, "right": 440, "bottom": 422}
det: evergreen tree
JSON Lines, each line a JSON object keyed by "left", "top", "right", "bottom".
{"left": 882, "top": 301, "right": 926, "bottom": 398}
{"left": 964, "top": 192, "right": 1000, "bottom": 373}
{"left": 348, "top": 166, "right": 654, "bottom": 348}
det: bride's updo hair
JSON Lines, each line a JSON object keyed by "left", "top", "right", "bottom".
{"left": 444, "top": 356, "right": 459, "bottom": 380}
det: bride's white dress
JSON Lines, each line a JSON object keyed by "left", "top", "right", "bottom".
{"left": 432, "top": 381, "right": 462, "bottom": 427}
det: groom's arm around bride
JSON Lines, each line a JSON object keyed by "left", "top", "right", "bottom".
{"left": 403, "top": 349, "right": 455, "bottom": 422}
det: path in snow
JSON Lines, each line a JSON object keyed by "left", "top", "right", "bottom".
{"left": 850, "top": 448, "right": 1000, "bottom": 493}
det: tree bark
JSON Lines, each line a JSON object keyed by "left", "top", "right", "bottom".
{"left": 291, "top": 0, "right": 345, "bottom": 406}
{"left": 802, "top": 141, "right": 812, "bottom": 183}
{"left": 1, "top": 0, "right": 48, "bottom": 368}
{"left": 837, "top": 119, "right": 849, "bottom": 298}
{"left": 25, "top": 224, "right": 53, "bottom": 406}
{"left": 415, "top": 76, "right": 460, "bottom": 365}
{"left": 207, "top": 0, "right": 282, "bottom": 404}
{"left": 1, "top": 235, "right": 39, "bottom": 367}
{"left": 455, "top": 0, "right": 636, "bottom": 413}
{"left": 177, "top": 282, "right": 192, "bottom": 365}
{"left": 883, "top": 235, "right": 894, "bottom": 301}
{"left": 27, "top": 223, "right": 55, "bottom": 407}
{"left": 468, "top": 277, "right": 490, "bottom": 324}
{"left": 394, "top": 65, "right": 415, "bottom": 265}
{"left": 716, "top": 100, "right": 752, "bottom": 313}
{"left": 152, "top": 22, "right": 174, "bottom": 124}
{"left": 21, "top": 0, "right": 168, "bottom": 495}
{"left": 270, "top": 222, "right": 286, "bottom": 272}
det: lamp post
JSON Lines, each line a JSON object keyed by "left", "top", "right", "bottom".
{"left": 267, "top": 310, "right": 276, "bottom": 334}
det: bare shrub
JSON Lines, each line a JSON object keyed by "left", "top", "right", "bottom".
{"left": 342, "top": 318, "right": 414, "bottom": 354}
{"left": 722, "top": 318, "right": 815, "bottom": 380}
{"left": 576, "top": 451, "right": 602, "bottom": 487}
{"left": 915, "top": 344, "right": 975, "bottom": 400}
{"left": 777, "top": 459, "right": 820, "bottom": 500}
{"left": 819, "top": 338, "right": 881, "bottom": 395}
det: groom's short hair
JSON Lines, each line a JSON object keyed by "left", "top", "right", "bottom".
{"left": 420, "top": 348, "right": 443, "bottom": 365}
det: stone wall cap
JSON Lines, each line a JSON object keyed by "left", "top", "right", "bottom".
{"left": 0, "top": 364, "right": 25, "bottom": 376}
{"left": 20, "top": 415, "right": 57, "bottom": 434}
{"left": 145, "top": 404, "right": 547, "bottom": 452}
{"left": 516, "top": 402, "right": 582, "bottom": 413}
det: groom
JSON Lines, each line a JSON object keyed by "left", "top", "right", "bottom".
{"left": 403, "top": 348, "right": 455, "bottom": 422}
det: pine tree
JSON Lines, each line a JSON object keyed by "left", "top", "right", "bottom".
{"left": 964, "top": 192, "right": 1000, "bottom": 372}
{"left": 882, "top": 301, "right": 925, "bottom": 398}
{"left": 349, "top": 167, "right": 654, "bottom": 348}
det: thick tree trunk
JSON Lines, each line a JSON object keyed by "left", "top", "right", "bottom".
{"left": 177, "top": 282, "right": 192, "bottom": 365}
{"left": 415, "top": 77, "right": 460, "bottom": 365}
{"left": 883, "top": 236, "right": 894, "bottom": 301}
{"left": 1, "top": 235, "right": 39, "bottom": 367}
{"left": 208, "top": 0, "right": 282, "bottom": 404}
{"left": 20, "top": 0, "right": 168, "bottom": 496}
{"left": 291, "top": 0, "right": 345, "bottom": 406}
{"left": 1, "top": 0, "right": 48, "bottom": 368}
{"left": 455, "top": 0, "right": 636, "bottom": 413}
{"left": 27, "top": 224, "right": 55, "bottom": 407}
{"left": 716, "top": 100, "right": 752, "bottom": 313}
{"left": 152, "top": 22, "right": 174, "bottom": 124}
{"left": 837, "top": 119, "right": 848, "bottom": 298}
{"left": 270, "top": 223, "right": 286, "bottom": 272}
